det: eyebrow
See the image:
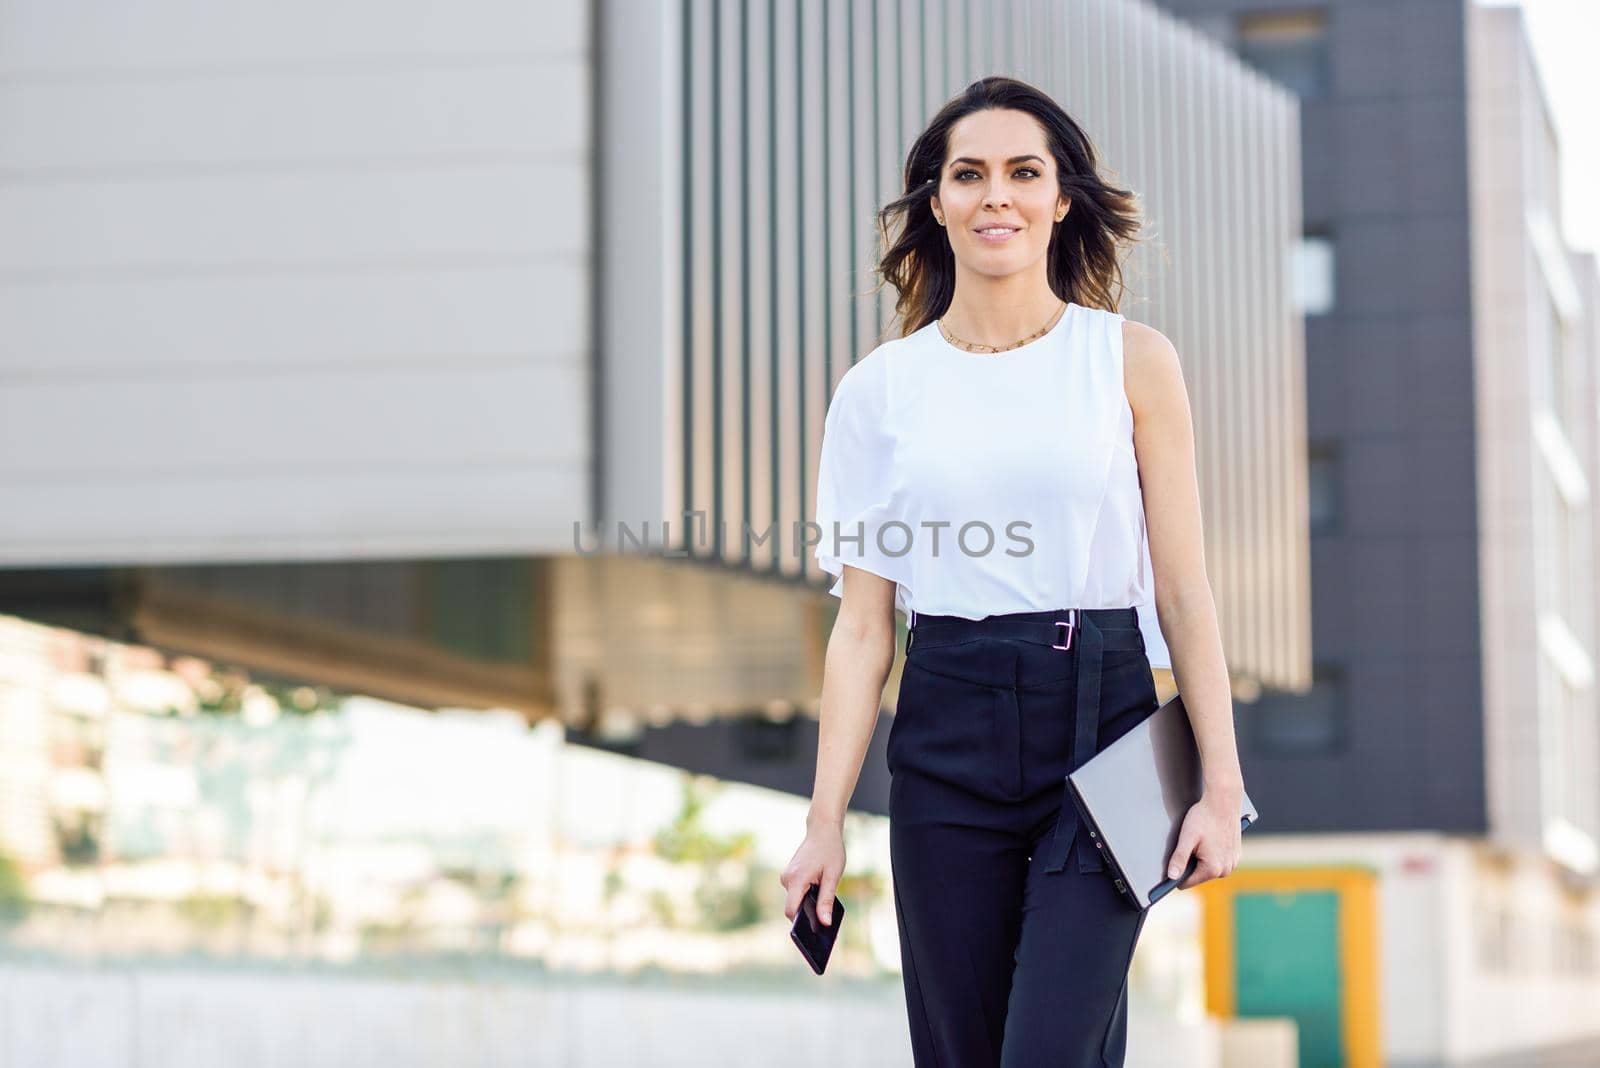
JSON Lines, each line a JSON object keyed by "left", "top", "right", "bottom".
{"left": 948, "top": 154, "right": 1045, "bottom": 168}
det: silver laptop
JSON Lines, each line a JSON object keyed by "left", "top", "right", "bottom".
{"left": 1066, "top": 691, "right": 1259, "bottom": 910}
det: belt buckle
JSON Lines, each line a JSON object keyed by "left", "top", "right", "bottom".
{"left": 1052, "top": 609, "right": 1077, "bottom": 651}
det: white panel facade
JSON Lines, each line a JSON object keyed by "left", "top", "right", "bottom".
{"left": 0, "top": 1, "right": 592, "bottom": 565}
{"left": 1468, "top": 3, "right": 1600, "bottom": 872}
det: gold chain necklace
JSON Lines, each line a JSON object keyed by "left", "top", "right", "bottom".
{"left": 936, "top": 301, "right": 1067, "bottom": 354}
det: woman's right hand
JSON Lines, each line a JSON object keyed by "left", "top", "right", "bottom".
{"left": 780, "top": 814, "right": 847, "bottom": 927}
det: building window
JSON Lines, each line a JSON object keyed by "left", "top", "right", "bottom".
{"left": 734, "top": 715, "right": 800, "bottom": 762}
{"left": 1307, "top": 442, "right": 1339, "bottom": 535}
{"left": 1554, "top": 493, "right": 1575, "bottom": 624}
{"left": 1253, "top": 664, "right": 1345, "bottom": 756}
{"left": 1235, "top": 9, "right": 1331, "bottom": 99}
{"left": 1547, "top": 293, "right": 1572, "bottom": 432}
{"left": 1294, "top": 231, "right": 1335, "bottom": 315}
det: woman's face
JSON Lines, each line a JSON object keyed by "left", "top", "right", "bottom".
{"left": 930, "top": 109, "right": 1070, "bottom": 278}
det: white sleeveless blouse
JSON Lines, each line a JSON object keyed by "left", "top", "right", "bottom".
{"left": 811, "top": 301, "right": 1171, "bottom": 670}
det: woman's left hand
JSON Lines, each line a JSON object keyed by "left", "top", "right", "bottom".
{"left": 1166, "top": 788, "right": 1244, "bottom": 890}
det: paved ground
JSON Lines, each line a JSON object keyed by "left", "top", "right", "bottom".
{"left": 1453, "top": 1036, "right": 1600, "bottom": 1067}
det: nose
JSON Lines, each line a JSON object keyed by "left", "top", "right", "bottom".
{"left": 984, "top": 179, "right": 1011, "bottom": 210}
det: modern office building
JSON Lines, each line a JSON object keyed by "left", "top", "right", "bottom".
{"left": 1, "top": 0, "right": 1310, "bottom": 1062}
{"left": 1146, "top": 1, "right": 1600, "bottom": 1063}
{"left": 0, "top": 0, "right": 1306, "bottom": 788}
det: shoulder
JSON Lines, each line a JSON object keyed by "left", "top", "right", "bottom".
{"left": 832, "top": 331, "right": 914, "bottom": 401}
{"left": 1118, "top": 317, "right": 1185, "bottom": 410}
{"left": 834, "top": 344, "right": 889, "bottom": 394}
{"left": 1119, "top": 317, "right": 1179, "bottom": 368}
{"left": 826, "top": 340, "right": 896, "bottom": 423}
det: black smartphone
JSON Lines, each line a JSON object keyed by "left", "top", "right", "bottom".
{"left": 789, "top": 882, "right": 846, "bottom": 975}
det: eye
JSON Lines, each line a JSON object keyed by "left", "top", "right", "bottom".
{"left": 953, "top": 167, "right": 1042, "bottom": 180}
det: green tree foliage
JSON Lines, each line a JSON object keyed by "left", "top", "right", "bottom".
{"left": 0, "top": 850, "right": 29, "bottom": 925}
{"left": 651, "top": 776, "right": 765, "bottom": 932}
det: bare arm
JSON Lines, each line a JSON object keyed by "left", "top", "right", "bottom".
{"left": 1123, "top": 319, "right": 1244, "bottom": 889}
{"left": 1123, "top": 319, "right": 1243, "bottom": 798}
{"left": 781, "top": 564, "right": 897, "bottom": 928}
{"left": 807, "top": 564, "right": 899, "bottom": 829}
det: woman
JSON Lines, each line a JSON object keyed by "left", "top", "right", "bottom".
{"left": 779, "top": 76, "right": 1245, "bottom": 1067}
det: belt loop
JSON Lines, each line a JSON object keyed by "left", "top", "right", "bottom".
{"left": 1052, "top": 607, "right": 1076, "bottom": 651}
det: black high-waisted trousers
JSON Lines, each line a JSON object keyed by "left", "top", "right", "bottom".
{"left": 887, "top": 606, "right": 1158, "bottom": 1068}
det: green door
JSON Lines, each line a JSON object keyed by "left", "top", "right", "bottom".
{"left": 1234, "top": 890, "right": 1343, "bottom": 1068}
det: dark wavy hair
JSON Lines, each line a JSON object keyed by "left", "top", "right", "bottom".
{"left": 875, "top": 76, "right": 1142, "bottom": 337}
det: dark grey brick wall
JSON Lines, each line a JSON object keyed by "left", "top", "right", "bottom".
{"left": 1148, "top": 0, "right": 1486, "bottom": 834}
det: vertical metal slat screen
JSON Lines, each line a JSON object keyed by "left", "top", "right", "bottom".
{"left": 663, "top": 0, "right": 1310, "bottom": 689}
